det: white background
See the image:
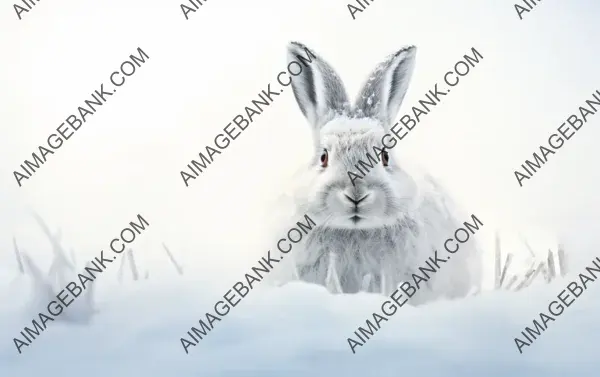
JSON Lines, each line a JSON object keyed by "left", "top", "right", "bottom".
{"left": 0, "top": 0, "right": 599, "bottom": 325}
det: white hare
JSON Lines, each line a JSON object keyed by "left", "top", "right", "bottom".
{"left": 269, "top": 42, "right": 482, "bottom": 304}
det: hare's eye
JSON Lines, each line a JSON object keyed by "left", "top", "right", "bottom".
{"left": 320, "top": 149, "right": 328, "bottom": 168}
{"left": 382, "top": 150, "right": 389, "bottom": 167}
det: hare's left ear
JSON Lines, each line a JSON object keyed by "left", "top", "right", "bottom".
{"left": 354, "top": 46, "right": 417, "bottom": 129}
{"left": 287, "top": 42, "right": 350, "bottom": 133}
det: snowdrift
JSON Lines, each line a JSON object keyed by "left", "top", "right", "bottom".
{"left": 1, "top": 267, "right": 598, "bottom": 377}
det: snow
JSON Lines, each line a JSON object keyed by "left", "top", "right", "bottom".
{"left": 1, "top": 264, "right": 599, "bottom": 377}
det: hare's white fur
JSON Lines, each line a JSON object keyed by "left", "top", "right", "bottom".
{"left": 267, "top": 42, "right": 482, "bottom": 303}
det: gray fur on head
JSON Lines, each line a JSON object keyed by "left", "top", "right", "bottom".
{"left": 270, "top": 42, "right": 482, "bottom": 302}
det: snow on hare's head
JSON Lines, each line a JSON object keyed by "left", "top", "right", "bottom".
{"left": 287, "top": 42, "right": 419, "bottom": 230}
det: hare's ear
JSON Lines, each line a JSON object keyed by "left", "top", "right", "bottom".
{"left": 287, "top": 42, "right": 349, "bottom": 133}
{"left": 354, "top": 45, "right": 416, "bottom": 129}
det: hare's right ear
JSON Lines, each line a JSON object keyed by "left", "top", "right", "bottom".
{"left": 287, "top": 42, "right": 349, "bottom": 134}
{"left": 354, "top": 46, "right": 417, "bottom": 129}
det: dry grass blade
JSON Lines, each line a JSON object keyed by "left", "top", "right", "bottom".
{"left": 518, "top": 233, "right": 537, "bottom": 259}
{"left": 494, "top": 231, "right": 502, "bottom": 289}
{"left": 117, "top": 253, "right": 126, "bottom": 283}
{"left": 162, "top": 243, "right": 183, "bottom": 275}
{"left": 539, "top": 262, "right": 550, "bottom": 283}
{"left": 13, "top": 237, "right": 25, "bottom": 274}
{"left": 557, "top": 243, "right": 568, "bottom": 277}
{"left": 30, "top": 211, "right": 74, "bottom": 271}
{"left": 505, "top": 275, "right": 518, "bottom": 290}
{"left": 514, "top": 262, "right": 544, "bottom": 291}
{"left": 499, "top": 253, "right": 513, "bottom": 288}
{"left": 82, "top": 261, "right": 98, "bottom": 314}
{"left": 546, "top": 249, "right": 556, "bottom": 281}
{"left": 127, "top": 249, "right": 139, "bottom": 281}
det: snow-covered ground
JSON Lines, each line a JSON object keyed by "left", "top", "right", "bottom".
{"left": 1, "top": 266, "right": 599, "bottom": 377}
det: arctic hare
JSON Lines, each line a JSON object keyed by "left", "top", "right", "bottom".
{"left": 270, "top": 42, "right": 482, "bottom": 303}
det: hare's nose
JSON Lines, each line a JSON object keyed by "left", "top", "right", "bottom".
{"left": 343, "top": 193, "right": 370, "bottom": 206}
